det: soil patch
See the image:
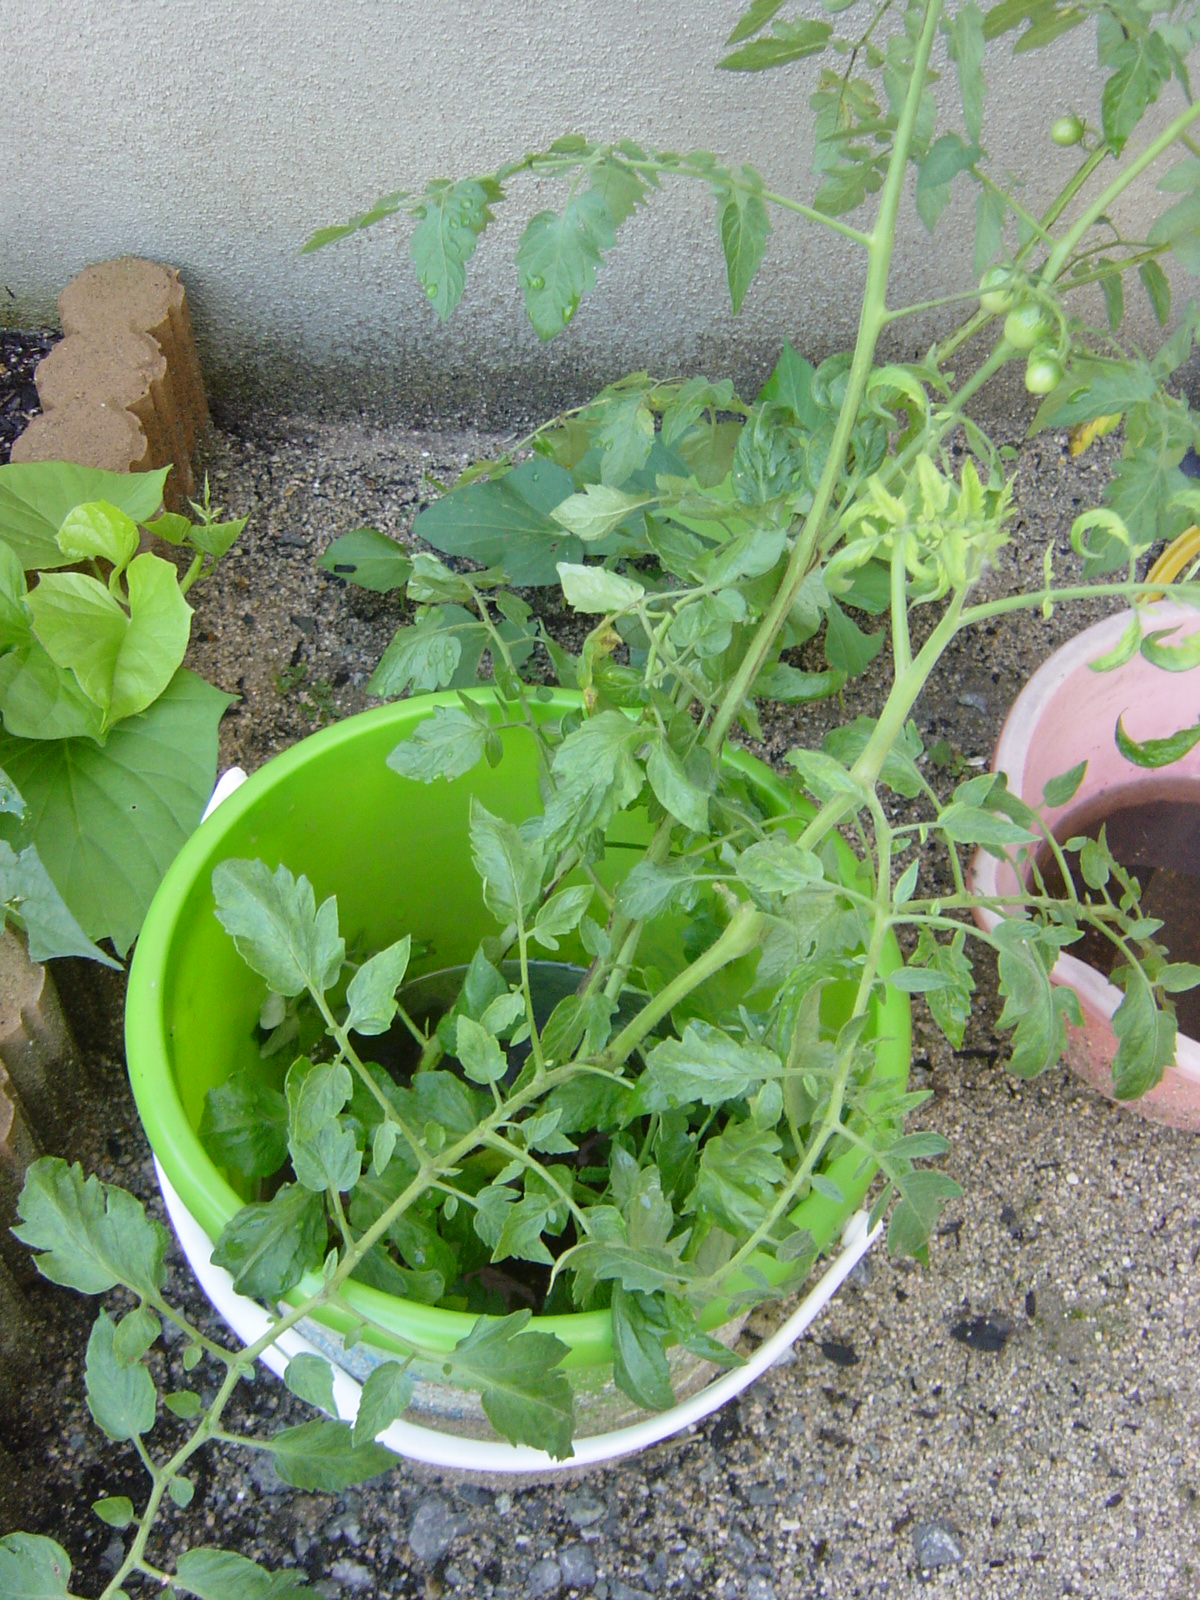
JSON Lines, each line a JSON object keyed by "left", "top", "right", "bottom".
{"left": 0, "top": 328, "right": 58, "bottom": 464}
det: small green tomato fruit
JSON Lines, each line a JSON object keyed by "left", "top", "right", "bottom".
{"left": 1024, "top": 346, "right": 1063, "bottom": 395}
{"left": 1050, "top": 114, "right": 1084, "bottom": 146}
{"left": 978, "top": 267, "right": 1013, "bottom": 315}
{"left": 1004, "top": 302, "right": 1054, "bottom": 351}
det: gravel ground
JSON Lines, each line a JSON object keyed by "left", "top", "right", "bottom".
{"left": 2, "top": 405, "right": 1199, "bottom": 1600}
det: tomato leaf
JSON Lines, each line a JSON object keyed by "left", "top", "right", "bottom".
{"left": 1115, "top": 714, "right": 1200, "bottom": 769}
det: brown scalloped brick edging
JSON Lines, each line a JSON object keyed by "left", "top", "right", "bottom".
{"left": 0, "top": 931, "right": 80, "bottom": 1281}
{"left": 0, "top": 929, "right": 81, "bottom": 1135}
{"left": 10, "top": 256, "right": 210, "bottom": 506}
{"left": 0, "top": 930, "right": 78, "bottom": 1403}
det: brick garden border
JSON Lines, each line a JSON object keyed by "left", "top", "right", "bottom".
{"left": 1, "top": 258, "right": 210, "bottom": 1403}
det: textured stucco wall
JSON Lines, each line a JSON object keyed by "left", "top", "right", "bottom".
{"left": 0, "top": 1, "right": 1189, "bottom": 419}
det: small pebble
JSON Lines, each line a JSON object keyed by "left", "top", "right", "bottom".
{"left": 526, "top": 1556, "right": 563, "bottom": 1598}
{"left": 846, "top": 1256, "right": 872, "bottom": 1289}
{"left": 249, "top": 1453, "right": 287, "bottom": 1496}
{"left": 456, "top": 1484, "right": 492, "bottom": 1507}
{"left": 330, "top": 1557, "right": 373, "bottom": 1592}
{"left": 644, "top": 1550, "right": 669, "bottom": 1590}
{"left": 409, "top": 1495, "right": 462, "bottom": 1563}
{"left": 999, "top": 1203, "right": 1024, "bottom": 1240}
{"left": 98, "top": 1535, "right": 125, "bottom": 1576}
{"left": 728, "top": 1528, "right": 756, "bottom": 1562}
{"left": 912, "top": 1518, "right": 965, "bottom": 1569}
{"left": 565, "top": 1488, "right": 607, "bottom": 1528}
{"left": 747, "top": 1579, "right": 778, "bottom": 1600}
{"left": 559, "top": 1544, "right": 597, "bottom": 1589}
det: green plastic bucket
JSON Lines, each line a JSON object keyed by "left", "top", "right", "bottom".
{"left": 126, "top": 690, "right": 910, "bottom": 1430}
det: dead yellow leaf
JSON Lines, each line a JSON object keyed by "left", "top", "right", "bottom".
{"left": 1068, "top": 413, "right": 1122, "bottom": 457}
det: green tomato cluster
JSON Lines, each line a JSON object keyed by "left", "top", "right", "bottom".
{"left": 1005, "top": 302, "right": 1062, "bottom": 390}
{"left": 976, "top": 273, "right": 1064, "bottom": 395}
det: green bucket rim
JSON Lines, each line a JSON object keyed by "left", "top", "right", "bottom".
{"left": 126, "top": 689, "right": 910, "bottom": 1370}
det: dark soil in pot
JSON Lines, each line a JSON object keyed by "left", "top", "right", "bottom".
{"left": 1033, "top": 776, "right": 1200, "bottom": 1038}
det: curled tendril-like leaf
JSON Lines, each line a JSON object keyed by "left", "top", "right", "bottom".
{"left": 1069, "top": 507, "right": 1136, "bottom": 567}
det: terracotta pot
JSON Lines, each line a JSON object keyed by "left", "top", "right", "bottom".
{"left": 971, "top": 602, "right": 1200, "bottom": 1131}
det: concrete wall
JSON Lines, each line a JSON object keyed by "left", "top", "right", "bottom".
{"left": 0, "top": 1, "right": 1187, "bottom": 420}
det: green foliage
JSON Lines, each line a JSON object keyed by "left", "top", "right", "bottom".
{"left": 1111, "top": 966, "right": 1176, "bottom": 1097}
{"left": 92, "top": 1496, "right": 135, "bottom": 1530}
{"left": 445, "top": 1312, "right": 574, "bottom": 1459}
{"left": 84, "top": 1310, "right": 157, "bottom": 1441}
{"left": 1042, "top": 760, "right": 1087, "bottom": 807}
{"left": 611, "top": 1285, "right": 675, "bottom": 1411}
{"left": 200, "top": 1078, "right": 289, "bottom": 1177}
{"left": 716, "top": 178, "right": 773, "bottom": 313}
{"left": 352, "top": 1362, "right": 415, "bottom": 1445}
{"left": 0, "top": 1533, "right": 74, "bottom": 1598}
{"left": 993, "top": 920, "right": 1081, "bottom": 1076}
{"left": 14, "top": 10, "right": 1200, "bottom": 1590}
{"left": 284, "top": 1355, "right": 336, "bottom": 1415}
{"left": 386, "top": 706, "right": 489, "bottom": 782}
{"left": 517, "top": 191, "right": 619, "bottom": 339}
{"left": 345, "top": 937, "right": 412, "bottom": 1035}
{"left": 212, "top": 860, "right": 345, "bottom": 998}
{"left": 411, "top": 178, "right": 502, "bottom": 321}
{"left": 26, "top": 554, "right": 192, "bottom": 733}
{"left": 413, "top": 459, "right": 578, "bottom": 585}
{"left": 0, "top": 668, "right": 233, "bottom": 956}
{"left": 0, "top": 829, "right": 117, "bottom": 967}
{"left": 1115, "top": 713, "right": 1200, "bottom": 768}
{"left": 636, "top": 1022, "right": 782, "bottom": 1111}
{"left": 288, "top": 0, "right": 1197, "bottom": 1358}
{"left": 0, "top": 463, "right": 168, "bottom": 570}
{"left": 270, "top": 1419, "right": 398, "bottom": 1490}
{"left": 719, "top": 18, "right": 831, "bottom": 72}
{"left": 13, "top": 1157, "right": 167, "bottom": 1298}
{"left": 211, "top": 1183, "right": 328, "bottom": 1298}
{"left": 0, "top": 461, "right": 242, "bottom": 956}
{"left": 174, "top": 1548, "right": 311, "bottom": 1599}
{"left": 317, "top": 527, "right": 412, "bottom": 593}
